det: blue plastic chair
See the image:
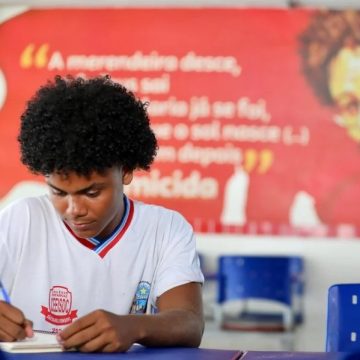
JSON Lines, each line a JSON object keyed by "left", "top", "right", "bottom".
{"left": 198, "top": 252, "right": 218, "bottom": 319}
{"left": 326, "top": 284, "right": 360, "bottom": 352}
{"left": 216, "top": 255, "right": 304, "bottom": 331}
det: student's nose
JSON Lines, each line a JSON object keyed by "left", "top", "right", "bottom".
{"left": 66, "top": 196, "right": 87, "bottom": 218}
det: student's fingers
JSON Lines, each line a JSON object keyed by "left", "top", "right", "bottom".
{"left": 61, "top": 327, "right": 107, "bottom": 352}
{"left": 0, "top": 314, "right": 28, "bottom": 341}
{"left": 78, "top": 332, "right": 124, "bottom": 353}
{"left": 100, "top": 337, "right": 130, "bottom": 353}
{"left": 59, "top": 311, "right": 130, "bottom": 352}
{"left": 0, "top": 301, "right": 27, "bottom": 325}
{"left": 0, "top": 327, "right": 16, "bottom": 342}
{"left": 24, "top": 319, "right": 34, "bottom": 338}
{"left": 62, "top": 327, "right": 129, "bottom": 353}
{"left": 59, "top": 312, "right": 96, "bottom": 340}
{"left": 0, "top": 301, "right": 30, "bottom": 341}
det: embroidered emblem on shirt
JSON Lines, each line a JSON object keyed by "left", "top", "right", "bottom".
{"left": 41, "top": 286, "right": 78, "bottom": 325}
{"left": 130, "top": 281, "right": 151, "bottom": 314}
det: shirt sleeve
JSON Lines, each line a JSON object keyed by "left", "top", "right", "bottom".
{"left": 0, "top": 211, "right": 18, "bottom": 299}
{"left": 0, "top": 198, "right": 32, "bottom": 298}
{"left": 151, "top": 210, "right": 204, "bottom": 304}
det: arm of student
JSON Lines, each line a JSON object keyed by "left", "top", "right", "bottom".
{"left": 139, "top": 281, "right": 204, "bottom": 347}
{"left": 58, "top": 282, "right": 204, "bottom": 353}
{"left": 0, "top": 301, "right": 33, "bottom": 341}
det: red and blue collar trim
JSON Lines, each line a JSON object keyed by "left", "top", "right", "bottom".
{"left": 64, "top": 196, "right": 134, "bottom": 258}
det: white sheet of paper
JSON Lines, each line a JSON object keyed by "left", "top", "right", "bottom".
{"left": 0, "top": 332, "right": 62, "bottom": 353}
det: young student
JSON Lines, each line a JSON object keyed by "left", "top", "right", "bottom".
{"left": 0, "top": 75, "right": 204, "bottom": 352}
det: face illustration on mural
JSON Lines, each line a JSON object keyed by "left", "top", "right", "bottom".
{"left": 299, "top": 10, "right": 360, "bottom": 143}
{"left": 328, "top": 38, "right": 360, "bottom": 141}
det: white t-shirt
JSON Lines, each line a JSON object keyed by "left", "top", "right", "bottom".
{"left": 0, "top": 195, "right": 203, "bottom": 333}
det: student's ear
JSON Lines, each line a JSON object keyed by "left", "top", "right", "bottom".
{"left": 123, "top": 170, "right": 133, "bottom": 185}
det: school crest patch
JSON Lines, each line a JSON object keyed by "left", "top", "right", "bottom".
{"left": 41, "top": 286, "right": 78, "bottom": 325}
{"left": 130, "top": 281, "right": 151, "bottom": 314}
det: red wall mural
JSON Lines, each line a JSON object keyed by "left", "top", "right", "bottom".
{"left": 1, "top": 8, "right": 360, "bottom": 237}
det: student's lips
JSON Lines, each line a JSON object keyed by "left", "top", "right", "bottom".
{"left": 70, "top": 221, "right": 95, "bottom": 231}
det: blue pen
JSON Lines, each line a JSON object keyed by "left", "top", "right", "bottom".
{"left": 0, "top": 280, "right": 10, "bottom": 303}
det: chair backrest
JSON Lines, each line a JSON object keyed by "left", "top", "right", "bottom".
{"left": 217, "top": 255, "right": 304, "bottom": 307}
{"left": 197, "top": 252, "right": 216, "bottom": 281}
{"left": 326, "top": 283, "right": 360, "bottom": 352}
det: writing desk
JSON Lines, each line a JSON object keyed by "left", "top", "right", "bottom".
{"left": 240, "top": 350, "right": 346, "bottom": 360}
{"left": 1, "top": 346, "right": 242, "bottom": 360}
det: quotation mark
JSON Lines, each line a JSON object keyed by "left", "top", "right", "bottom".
{"left": 243, "top": 149, "right": 273, "bottom": 174}
{"left": 20, "top": 44, "right": 49, "bottom": 69}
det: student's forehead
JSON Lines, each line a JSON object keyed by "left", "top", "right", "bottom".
{"left": 46, "top": 168, "right": 121, "bottom": 182}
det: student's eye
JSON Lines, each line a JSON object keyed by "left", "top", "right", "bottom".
{"left": 86, "top": 190, "right": 100, "bottom": 198}
{"left": 51, "top": 189, "right": 66, "bottom": 197}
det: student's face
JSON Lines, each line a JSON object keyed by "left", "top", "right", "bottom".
{"left": 46, "top": 167, "right": 133, "bottom": 240}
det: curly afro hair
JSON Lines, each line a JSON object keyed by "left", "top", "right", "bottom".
{"left": 18, "top": 75, "right": 158, "bottom": 175}
{"left": 299, "top": 10, "right": 360, "bottom": 105}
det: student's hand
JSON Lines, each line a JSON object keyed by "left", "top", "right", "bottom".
{"left": 0, "top": 301, "right": 33, "bottom": 341}
{"left": 58, "top": 282, "right": 203, "bottom": 352}
{"left": 58, "top": 310, "right": 137, "bottom": 352}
